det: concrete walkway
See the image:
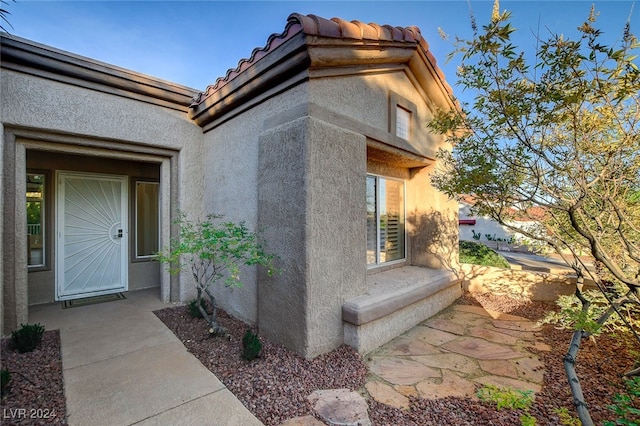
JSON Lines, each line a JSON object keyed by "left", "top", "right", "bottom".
{"left": 364, "top": 303, "right": 549, "bottom": 409}
{"left": 29, "top": 288, "right": 261, "bottom": 426}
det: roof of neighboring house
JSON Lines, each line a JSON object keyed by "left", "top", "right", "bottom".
{"left": 190, "top": 13, "right": 454, "bottom": 123}
{"left": 459, "top": 195, "right": 547, "bottom": 222}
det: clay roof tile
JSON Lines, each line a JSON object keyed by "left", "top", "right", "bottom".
{"left": 191, "top": 13, "right": 452, "bottom": 106}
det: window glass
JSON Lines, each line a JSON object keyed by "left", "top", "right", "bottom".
{"left": 136, "top": 181, "right": 159, "bottom": 258}
{"left": 366, "top": 176, "right": 377, "bottom": 265}
{"left": 367, "top": 175, "right": 405, "bottom": 266}
{"left": 27, "top": 173, "right": 45, "bottom": 267}
{"left": 395, "top": 106, "right": 411, "bottom": 140}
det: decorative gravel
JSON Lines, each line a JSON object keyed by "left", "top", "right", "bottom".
{"left": 1, "top": 330, "right": 66, "bottom": 425}
{"left": 2, "top": 293, "right": 638, "bottom": 425}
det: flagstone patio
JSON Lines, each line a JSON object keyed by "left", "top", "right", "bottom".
{"left": 364, "top": 304, "right": 549, "bottom": 409}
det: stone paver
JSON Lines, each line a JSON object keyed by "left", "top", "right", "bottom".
{"left": 411, "top": 353, "right": 481, "bottom": 376}
{"left": 492, "top": 319, "right": 540, "bottom": 332}
{"left": 441, "top": 337, "right": 524, "bottom": 360}
{"left": 369, "top": 357, "right": 441, "bottom": 385}
{"left": 365, "top": 381, "right": 410, "bottom": 410}
{"left": 308, "top": 389, "right": 371, "bottom": 426}
{"left": 513, "top": 356, "right": 545, "bottom": 383}
{"left": 365, "top": 303, "right": 547, "bottom": 409}
{"left": 468, "top": 326, "right": 518, "bottom": 345}
{"left": 423, "top": 318, "right": 467, "bottom": 335}
{"left": 384, "top": 337, "right": 441, "bottom": 356}
{"left": 478, "top": 359, "right": 520, "bottom": 379}
{"left": 416, "top": 370, "right": 478, "bottom": 399}
{"left": 406, "top": 325, "right": 460, "bottom": 345}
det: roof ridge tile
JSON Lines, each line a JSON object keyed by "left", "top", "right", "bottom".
{"left": 191, "top": 13, "right": 449, "bottom": 106}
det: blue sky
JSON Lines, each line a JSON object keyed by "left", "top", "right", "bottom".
{"left": 4, "top": 1, "right": 637, "bottom": 94}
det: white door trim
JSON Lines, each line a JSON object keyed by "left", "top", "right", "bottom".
{"left": 56, "top": 171, "right": 129, "bottom": 300}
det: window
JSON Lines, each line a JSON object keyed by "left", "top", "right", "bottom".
{"left": 367, "top": 175, "right": 405, "bottom": 266}
{"left": 395, "top": 106, "right": 411, "bottom": 140}
{"left": 135, "top": 181, "right": 159, "bottom": 258}
{"left": 389, "top": 91, "right": 417, "bottom": 141}
{"left": 27, "top": 173, "right": 45, "bottom": 267}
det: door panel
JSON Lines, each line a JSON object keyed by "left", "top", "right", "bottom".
{"left": 56, "top": 172, "right": 128, "bottom": 300}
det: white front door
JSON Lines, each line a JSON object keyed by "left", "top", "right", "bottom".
{"left": 56, "top": 172, "right": 128, "bottom": 300}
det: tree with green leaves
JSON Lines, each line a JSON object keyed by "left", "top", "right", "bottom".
{"left": 157, "top": 213, "right": 277, "bottom": 337}
{"left": 429, "top": 2, "right": 640, "bottom": 424}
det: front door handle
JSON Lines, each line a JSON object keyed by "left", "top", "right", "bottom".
{"left": 115, "top": 229, "right": 123, "bottom": 238}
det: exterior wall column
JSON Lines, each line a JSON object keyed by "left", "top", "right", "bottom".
{"left": 2, "top": 130, "right": 29, "bottom": 335}
{"left": 257, "top": 114, "right": 367, "bottom": 358}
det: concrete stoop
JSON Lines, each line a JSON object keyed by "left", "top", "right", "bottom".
{"left": 342, "top": 267, "right": 462, "bottom": 355}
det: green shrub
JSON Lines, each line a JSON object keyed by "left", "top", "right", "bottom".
{"left": 187, "top": 298, "right": 207, "bottom": 318}
{"left": 477, "top": 384, "right": 536, "bottom": 426}
{"left": 1, "top": 369, "right": 10, "bottom": 397}
{"left": 11, "top": 323, "right": 45, "bottom": 353}
{"left": 477, "top": 384, "right": 534, "bottom": 411}
{"left": 553, "top": 407, "right": 581, "bottom": 426}
{"left": 242, "top": 329, "right": 262, "bottom": 361}
{"left": 604, "top": 376, "right": 640, "bottom": 426}
{"left": 459, "top": 241, "right": 510, "bottom": 268}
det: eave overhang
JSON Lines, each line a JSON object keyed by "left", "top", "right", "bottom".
{"left": 189, "top": 13, "right": 456, "bottom": 129}
{"left": 1, "top": 33, "right": 198, "bottom": 112}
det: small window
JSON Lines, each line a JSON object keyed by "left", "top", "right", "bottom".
{"left": 395, "top": 106, "right": 411, "bottom": 140}
{"left": 135, "top": 181, "right": 159, "bottom": 258}
{"left": 389, "top": 91, "right": 417, "bottom": 141}
{"left": 367, "top": 175, "right": 406, "bottom": 266}
{"left": 27, "top": 173, "right": 45, "bottom": 267}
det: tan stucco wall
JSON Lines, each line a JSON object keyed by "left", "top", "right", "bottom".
{"left": 199, "top": 84, "right": 308, "bottom": 324}
{"left": 314, "top": 71, "right": 458, "bottom": 271}
{"left": 460, "top": 264, "right": 587, "bottom": 301}
{"left": 310, "top": 71, "right": 441, "bottom": 159}
{"left": 1, "top": 69, "right": 203, "bottom": 332}
{"left": 258, "top": 115, "right": 367, "bottom": 358}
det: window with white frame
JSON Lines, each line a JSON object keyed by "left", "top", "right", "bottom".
{"left": 395, "top": 106, "right": 411, "bottom": 140}
{"left": 135, "top": 181, "right": 159, "bottom": 258}
{"left": 366, "top": 175, "right": 406, "bottom": 266}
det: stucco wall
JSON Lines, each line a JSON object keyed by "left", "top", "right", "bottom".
{"left": 460, "top": 264, "right": 589, "bottom": 302}
{"left": 199, "top": 84, "right": 308, "bottom": 324}
{"left": 310, "top": 71, "right": 440, "bottom": 158}
{"left": 258, "top": 115, "right": 367, "bottom": 358}
{"left": 313, "top": 71, "right": 458, "bottom": 272}
{"left": 1, "top": 69, "right": 203, "bottom": 331}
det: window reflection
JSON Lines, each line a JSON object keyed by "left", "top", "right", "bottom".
{"left": 136, "top": 181, "right": 159, "bottom": 258}
{"left": 366, "top": 175, "right": 405, "bottom": 266}
{"left": 27, "top": 173, "right": 45, "bottom": 267}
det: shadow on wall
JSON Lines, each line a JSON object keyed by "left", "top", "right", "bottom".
{"left": 460, "top": 264, "right": 595, "bottom": 302}
{"left": 407, "top": 209, "right": 591, "bottom": 302}
{"left": 407, "top": 209, "right": 458, "bottom": 272}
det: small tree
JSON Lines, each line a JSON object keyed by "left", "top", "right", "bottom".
{"left": 157, "top": 213, "right": 277, "bottom": 336}
{"left": 1, "top": 0, "right": 14, "bottom": 33}
{"left": 430, "top": 2, "right": 640, "bottom": 424}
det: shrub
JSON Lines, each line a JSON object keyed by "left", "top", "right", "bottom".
{"left": 1, "top": 369, "right": 10, "bottom": 397}
{"left": 11, "top": 323, "right": 45, "bottom": 353}
{"left": 459, "top": 240, "right": 510, "bottom": 268}
{"left": 477, "top": 385, "right": 536, "bottom": 426}
{"left": 187, "top": 298, "right": 207, "bottom": 318}
{"left": 242, "top": 329, "right": 262, "bottom": 361}
{"left": 604, "top": 376, "right": 640, "bottom": 426}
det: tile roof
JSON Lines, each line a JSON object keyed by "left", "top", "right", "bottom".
{"left": 191, "top": 13, "right": 452, "bottom": 106}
